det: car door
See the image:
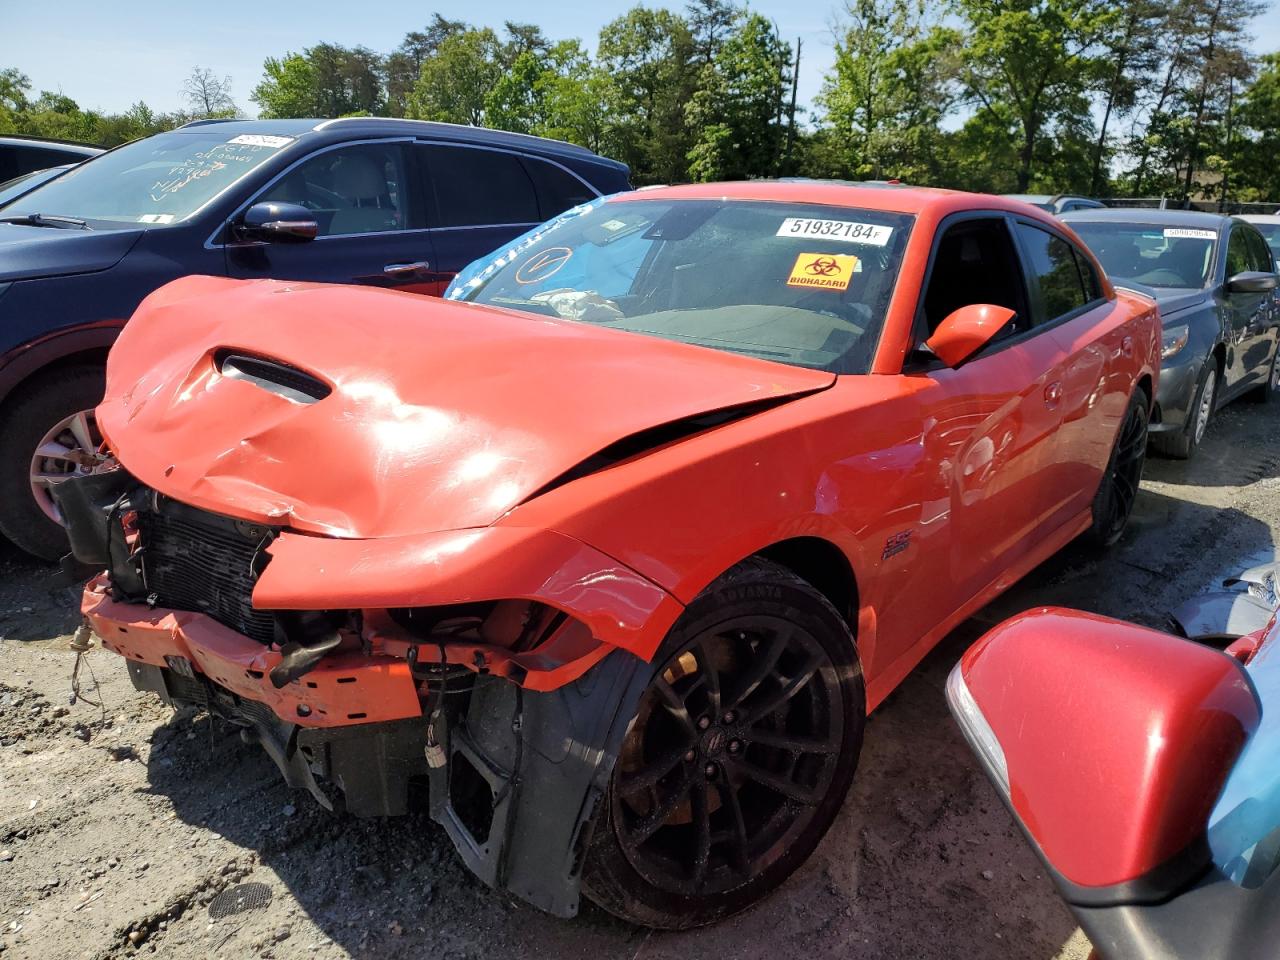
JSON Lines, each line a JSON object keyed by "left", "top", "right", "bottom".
{"left": 1012, "top": 219, "right": 1124, "bottom": 526}
{"left": 1222, "top": 223, "right": 1274, "bottom": 392}
{"left": 896, "top": 214, "right": 1069, "bottom": 620}
{"left": 224, "top": 139, "right": 438, "bottom": 295}
{"left": 415, "top": 143, "right": 582, "bottom": 295}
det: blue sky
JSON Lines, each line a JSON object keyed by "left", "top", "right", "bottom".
{"left": 2, "top": 0, "right": 1278, "bottom": 120}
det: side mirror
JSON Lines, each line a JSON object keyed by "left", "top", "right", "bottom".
{"left": 236, "top": 202, "right": 318, "bottom": 243}
{"left": 949, "top": 609, "right": 1259, "bottom": 900}
{"left": 1227, "top": 271, "right": 1279, "bottom": 295}
{"left": 924, "top": 303, "right": 1017, "bottom": 368}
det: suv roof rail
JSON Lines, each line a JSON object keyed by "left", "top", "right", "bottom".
{"left": 175, "top": 118, "right": 239, "bottom": 129}
{"left": 310, "top": 116, "right": 599, "bottom": 158}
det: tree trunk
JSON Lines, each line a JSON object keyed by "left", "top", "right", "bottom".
{"left": 1090, "top": 12, "right": 1139, "bottom": 195}
{"left": 1182, "top": 0, "right": 1223, "bottom": 201}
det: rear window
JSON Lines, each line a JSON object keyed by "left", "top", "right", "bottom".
{"left": 421, "top": 144, "right": 539, "bottom": 227}
{"left": 522, "top": 156, "right": 596, "bottom": 219}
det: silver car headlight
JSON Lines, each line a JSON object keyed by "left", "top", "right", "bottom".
{"left": 1162, "top": 325, "right": 1190, "bottom": 359}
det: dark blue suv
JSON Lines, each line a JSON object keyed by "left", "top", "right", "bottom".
{"left": 0, "top": 118, "right": 630, "bottom": 558}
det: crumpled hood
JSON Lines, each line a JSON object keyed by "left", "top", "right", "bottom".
{"left": 0, "top": 223, "right": 143, "bottom": 282}
{"left": 100, "top": 276, "right": 834, "bottom": 538}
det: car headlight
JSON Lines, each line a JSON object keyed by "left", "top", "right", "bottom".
{"left": 1162, "top": 326, "right": 1190, "bottom": 359}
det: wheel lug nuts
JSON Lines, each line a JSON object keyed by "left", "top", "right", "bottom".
{"left": 704, "top": 763, "right": 717, "bottom": 778}
{"left": 684, "top": 749, "right": 696, "bottom": 763}
{"left": 697, "top": 716, "right": 711, "bottom": 730}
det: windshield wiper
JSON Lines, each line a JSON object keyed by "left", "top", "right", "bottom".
{"left": 0, "top": 213, "right": 90, "bottom": 230}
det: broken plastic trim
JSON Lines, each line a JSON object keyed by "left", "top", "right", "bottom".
{"left": 523, "top": 394, "right": 813, "bottom": 503}
{"left": 216, "top": 349, "right": 331, "bottom": 404}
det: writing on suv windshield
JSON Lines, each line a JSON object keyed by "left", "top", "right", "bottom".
{"left": 2, "top": 131, "right": 291, "bottom": 227}
{"left": 463, "top": 199, "right": 913, "bottom": 374}
{"left": 1071, "top": 222, "right": 1216, "bottom": 289}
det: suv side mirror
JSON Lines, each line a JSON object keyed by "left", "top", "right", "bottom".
{"left": 1227, "top": 271, "right": 1279, "bottom": 295}
{"left": 237, "top": 202, "right": 318, "bottom": 243}
{"left": 924, "top": 303, "right": 1017, "bottom": 367}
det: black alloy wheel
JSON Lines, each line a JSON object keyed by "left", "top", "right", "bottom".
{"left": 1089, "top": 390, "right": 1149, "bottom": 548}
{"left": 582, "top": 559, "right": 864, "bottom": 929}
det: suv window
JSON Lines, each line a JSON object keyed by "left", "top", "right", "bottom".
{"left": 1015, "top": 223, "right": 1096, "bottom": 323}
{"left": 521, "top": 156, "right": 596, "bottom": 219}
{"left": 921, "top": 218, "right": 1029, "bottom": 339}
{"left": 421, "top": 145, "right": 539, "bottom": 227}
{"left": 259, "top": 143, "right": 409, "bottom": 237}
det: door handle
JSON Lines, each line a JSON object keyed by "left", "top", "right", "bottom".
{"left": 383, "top": 261, "right": 430, "bottom": 276}
{"left": 1044, "top": 381, "right": 1063, "bottom": 406}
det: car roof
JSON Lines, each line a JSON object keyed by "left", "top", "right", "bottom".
{"left": 0, "top": 135, "right": 103, "bottom": 156}
{"left": 1060, "top": 207, "right": 1232, "bottom": 229}
{"left": 1238, "top": 214, "right": 1280, "bottom": 224}
{"left": 170, "top": 117, "right": 619, "bottom": 168}
{"left": 608, "top": 180, "right": 1042, "bottom": 217}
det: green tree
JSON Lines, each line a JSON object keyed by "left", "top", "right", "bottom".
{"left": 596, "top": 6, "right": 699, "bottom": 184}
{"left": 685, "top": 12, "right": 790, "bottom": 181}
{"left": 949, "top": 0, "right": 1108, "bottom": 192}
{"left": 1233, "top": 52, "right": 1280, "bottom": 201}
{"left": 385, "top": 15, "right": 468, "bottom": 116}
{"left": 407, "top": 28, "right": 503, "bottom": 124}
{"left": 251, "top": 54, "right": 320, "bottom": 117}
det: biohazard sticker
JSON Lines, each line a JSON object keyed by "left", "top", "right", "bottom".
{"left": 787, "top": 252, "right": 859, "bottom": 291}
{"left": 515, "top": 246, "right": 573, "bottom": 284}
{"left": 1163, "top": 228, "right": 1217, "bottom": 241}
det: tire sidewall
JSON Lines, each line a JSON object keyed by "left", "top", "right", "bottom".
{"left": 582, "top": 563, "right": 865, "bottom": 929}
{"left": 1091, "top": 390, "right": 1148, "bottom": 548}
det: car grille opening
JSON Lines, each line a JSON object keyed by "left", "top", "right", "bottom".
{"left": 137, "top": 498, "right": 278, "bottom": 645}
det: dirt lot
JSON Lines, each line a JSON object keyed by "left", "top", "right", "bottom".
{"left": 3, "top": 401, "right": 1279, "bottom": 960}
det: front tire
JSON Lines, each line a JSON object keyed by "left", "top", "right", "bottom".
{"left": 581, "top": 558, "right": 865, "bottom": 929}
{"left": 1249, "top": 337, "right": 1280, "bottom": 404}
{"left": 1153, "top": 362, "right": 1215, "bottom": 460}
{"left": 1087, "top": 389, "right": 1149, "bottom": 549}
{"left": 0, "top": 366, "right": 106, "bottom": 560}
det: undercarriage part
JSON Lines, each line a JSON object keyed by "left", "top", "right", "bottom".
{"left": 126, "top": 659, "right": 430, "bottom": 816}
{"left": 270, "top": 628, "right": 343, "bottom": 689}
{"left": 426, "top": 647, "right": 651, "bottom": 917}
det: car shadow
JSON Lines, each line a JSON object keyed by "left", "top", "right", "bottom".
{"left": 1142, "top": 402, "right": 1280, "bottom": 489}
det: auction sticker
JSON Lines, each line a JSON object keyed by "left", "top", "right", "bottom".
{"left": 777, "top": 217, "right": 892, "bottom": 246}
{"left": 1163, "top": 228, "right": 1217, "bottom": 240}
{"left": 228, "top": 134, "right": 294, "bottom": 149}
{"left": 787, "top": 252, "right": 859, "bottom": 291}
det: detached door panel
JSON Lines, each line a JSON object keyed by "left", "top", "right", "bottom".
{"left": 226, "top": 141, "right": 438, "bottom": 295}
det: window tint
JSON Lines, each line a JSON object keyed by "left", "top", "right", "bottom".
{"left": 1016, "top": 223, "right": 1090, "bottom": 322}
{"left": 259, "top": 143, "right": 409, "bottom": 237}
{"left": 422, "top": 145, "right": 539, "bottom": 227}
{"left": 1244, "top": 227, "right": 1275, "bottom": 274}
{"left": 521, "top": 156, "right": 596, "bottom": 219}
{"left": 1226, "top": 227, "right": 1255, "bottom": 278}
{"left": 1075, "top": 246, "right": 1104, "bottom": 300}
{"left": 921, "top": 218, "right": 1027, "bottom": 337}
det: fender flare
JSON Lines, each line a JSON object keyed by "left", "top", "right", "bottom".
{"left": 0, "top": 321, "right": 123, "bottom": 406}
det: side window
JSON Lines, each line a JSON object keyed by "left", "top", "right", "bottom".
{"left": 520, "top": 156, "right": 596, "bottom": 219}
{"left": 920, "top": 218, "right": 1028, "bottom": 338}
{"left": 1244, "top": 227, "right": 1275, "bottom": 274}
{"left": 1074, "top": 246, "right": 1104, "bottom": 300}
{"left": 1226, "top": 227, "right": 1253, "bottom": 278}
{"left": 1015, "top": 223, "right": 1091, "bottom": 323}
{"left": 421, "top": 145, "right": 539, "bottom": 227}
{"left": 259, "top": 143, "right": 409, "bottom": 237}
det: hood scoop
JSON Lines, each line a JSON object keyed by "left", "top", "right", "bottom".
{"left": 216, "top": 350, "right": 331, "bottom": 404}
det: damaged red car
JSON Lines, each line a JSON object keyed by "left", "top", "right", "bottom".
{"left": 58, "top": 181, "right": 1160, "bottom": 929}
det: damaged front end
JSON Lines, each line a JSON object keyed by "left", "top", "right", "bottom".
{"left": 56, "top": 468, "right": 673, "bottom": 917}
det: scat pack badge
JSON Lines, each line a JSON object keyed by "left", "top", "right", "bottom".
{"left": 786, "top": 252, "right": 859, "bottom": 291}
{"left": 882, "top": 530, "right": 912, "bottom": 560}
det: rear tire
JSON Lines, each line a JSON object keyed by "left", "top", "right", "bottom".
{"left": 1086, "top": 389, "right": 1148, "bottom": 549}
{"left": 0, "top": 366, "right": 106, "bottom": 560}
{"left": 581, "top": 558, "right": 865, "bottom": 929}
{"left": 1153, "top": 362, "right": 1215, "bottom": 460}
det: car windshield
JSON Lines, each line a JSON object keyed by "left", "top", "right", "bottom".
{"left": 0, "top": 166, "right": 66, "bottom": 208}
{"left": 1254, "top": 223, "right": 1280, "bottom": 261}
{"left": 1070, "top": 221, "right": 1216, "bottom": 289}
{"left": 1, "top": 130, "right": 290, "bottom": 227}
{"left": 460, "top": 198, "right": 913, "bottom": 374}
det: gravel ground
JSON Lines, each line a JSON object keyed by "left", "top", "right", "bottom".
{"left": 3, "top": 400, "right": 1279, "bottom": 960}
